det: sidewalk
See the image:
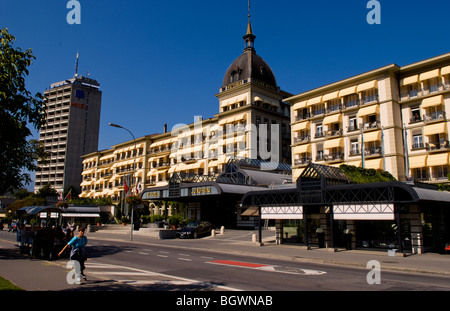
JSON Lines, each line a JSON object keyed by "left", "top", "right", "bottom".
{"left": 94, "top": 225, "right": 450, "bottom": 276}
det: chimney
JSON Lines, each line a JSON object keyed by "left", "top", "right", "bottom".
{"left": 164, "top": 123, "right": 167, "bottom": 133}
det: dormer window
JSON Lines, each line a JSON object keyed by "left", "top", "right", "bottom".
{"left": 230, "top": 66, "right": 242, "bottom": 83}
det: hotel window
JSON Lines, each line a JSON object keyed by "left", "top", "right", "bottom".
{"left": 350, "top": 139, "right": 359, "bottom": 155}
{"left": 427, "top": 78, "right": 440, "bottom": 93}
{"left": 409, "top": 83, "right": 419, "bottom": 98}
{"left": 432, "top": 165, "right": 448, "bottom": 180}
{"left": 312, "top": 103, "right": 325, "bottom": 116}
{"left": 348, "top": 116, "right": 358, "bottom": 131}
{"left": 412, "top": 134, "right": 424, "bottom": 150}
{"left": 316, "top": 144, "right": 324, "bottom": 161}
{"left": 315, "top": 123, "right": 324, "bottom": 138}
{"left": 412, "top": 167, "right": 428, "bottom": 181}
{"left": 362, "top": 89, "right": 378, "bottom": 104}
{"left": 343, "top": 94, "right": 359, "bottom": 108}
{"left": 410, "top": 106, "right": 421, "bottom": 123}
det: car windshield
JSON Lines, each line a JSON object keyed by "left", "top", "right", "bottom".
{"left": 186, "top": 222, "right": 199, "bottom": 228}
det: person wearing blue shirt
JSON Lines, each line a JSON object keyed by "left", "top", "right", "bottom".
{"left": 59, "top": 227, "right": 88, "bottom": 284}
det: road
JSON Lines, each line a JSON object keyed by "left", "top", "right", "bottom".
{"left": 1, "top": 230, "right": 450, "bottom": 292}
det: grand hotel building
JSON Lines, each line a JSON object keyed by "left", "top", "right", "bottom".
{"left": 287, "top": 52, "right": 450, "bottom": 183}
{"left": 79, "top": 19, "right": 292, "bottom": 208}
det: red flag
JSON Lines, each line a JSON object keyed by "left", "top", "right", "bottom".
{"left": 124, "top": 180, "right": 129, "bottom": 194}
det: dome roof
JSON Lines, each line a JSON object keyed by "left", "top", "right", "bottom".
{"left": 222, "top": 19, "right": 277, "bottom": 89}
{"left": 222, "top": 51, "right": 277, "bottom": 88}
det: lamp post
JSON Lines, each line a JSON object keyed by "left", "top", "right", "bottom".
{"left": 108, "top": 122, "right": 137, "bottom": 241}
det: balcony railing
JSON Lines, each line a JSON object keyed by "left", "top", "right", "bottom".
{"left": 364, "top": 146, "right": 382, "bottom": 156}
{"left": 325, "top": 129, "right": 342, "bottom": 137}
{"left": 426, "top": 140, "right": 450, "bottom": 151}
{"left": 424, "top": 111, "right": 445, "bottom": 122}
{"left": 294, "top": 135, "right": 310, "bottom": 144}
{"left": 324, "top": 153, "right": 344, "bottom": 162}
{"left": 294, "top": 157, "right": 311, "bottom": 166}
{"left": 362, "top": 121, "right": 380, "bottom": 130}
{"left": 296, "top": 113, "right": 310, "bottom": 121}
{"left": 326, "top": 104, "right": 342, "bottom": 113}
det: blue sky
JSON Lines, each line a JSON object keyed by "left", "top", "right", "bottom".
{"left": 2, "top": 0, "right": 450, "bottom": 189}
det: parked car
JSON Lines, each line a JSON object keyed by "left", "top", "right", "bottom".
{"left": 176, "top": 221, "right": 215, "bottom": 239}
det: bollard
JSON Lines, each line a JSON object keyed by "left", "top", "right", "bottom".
{"left": 220, "top": 226, "right": 225, "bottom": 235}
{"left": 252, "top": 234, "right": 256, "bottom": 243}
{"left": 211, "top": 229, "right": 215, "bottom": 237}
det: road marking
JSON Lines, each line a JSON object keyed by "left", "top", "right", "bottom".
{"left": 178, "top": 258, "right": 192, "bottom": 261}
{"left": 157, "top": 255, "right": 168, "bottom": 258}
{"left": 86, "top": 261, "right": 242, "bottom": 291}
{"left": 210, "top": 260, "right": 269, "bottom": 268}
{"left": 139, "top": 252, "right": 149, "bottom": 255}
{"left": 208, "top": 260, "right": 327, "bottom": 276}
{"left": 178, "top": 253, "right": 190, "bottom": 256}
{"left": 201, "top": 256, "right": 214, "bottom": 259}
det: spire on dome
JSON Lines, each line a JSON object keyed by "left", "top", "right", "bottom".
{"left": 243, "top": 0, "right": 255, "bottom": 52}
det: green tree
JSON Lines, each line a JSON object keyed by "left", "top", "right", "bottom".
{"left": 0, "top": 28, "right": 46, "bottom": 195}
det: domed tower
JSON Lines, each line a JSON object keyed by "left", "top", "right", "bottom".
{"left": 216, "top": 11, "right": 292, "bottom": 164}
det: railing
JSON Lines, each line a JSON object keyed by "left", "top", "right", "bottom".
{"left": 294, "top": 135, "right": 310, "bottom": 144}
{"left": 296, "top": 113, "right": 310, "bottom": 121}
{"left": 426, "top": 140, "right": 450, "bottom": 151}
{"left": 363, "top": 121, "right": 380, "bottom": 130}
{"left": 343, "top": 99, "right": 359, "bottom": 109}
{"left": 325, "top": 129, "right": 342, "bottom": 137}
{"left": 324, "top": 153, "right": 344, "bottom": 162}
{"left": 423, "top": 111, "right": 445, "bottom": 122}
{"left": 364, "top": 146, "right": 382, "bottom": 156}
{"left": 294, "top": 157, "right": 311, "bottom": 166}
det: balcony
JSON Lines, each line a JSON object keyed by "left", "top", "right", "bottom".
{"left": 424, "top": 111, "right": 445, "bottom": 122}
{"left": 343, "top": 99, "right": 360, "bottom": 109}
{"left": 364, "top": 146, "right": 382, "bottom": 157}
{"left": 294, "top": 135, "right": 310, "bottom": 144}
{"left": 314, "top": 131, "right": 325, "bottom": 139}
{"left": 361, "top": 94, "right": 379, "bottom": 105}
{"left": 362, "top": 121, "right": 380, "bottom": 130}
{"left": 294, "top": 157, "right": 311, "bottom": 166}
{"left": 426, "top": 139, "right": 450, "bottom": 151}
{"left": 326, "top": 104, "right": 342, "bottom": 114}
{"left": 324, "top": 153, "right": 344, "bottom": 162}
{"left": 325, "top": 129, "right": 342, "bottom": 138}
{"left": 295, "top": 113, "right": 310, "bottom": 121}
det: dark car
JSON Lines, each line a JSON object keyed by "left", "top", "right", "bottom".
{"left": 176, "top": 221, "right": 215, "bottom": 239}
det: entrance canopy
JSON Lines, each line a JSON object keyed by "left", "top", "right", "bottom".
{"left": 17, "top": 206, "right": 62, "bottom": 215}
{"left": 241, "top": 163, "right": 450, "bottom": 220}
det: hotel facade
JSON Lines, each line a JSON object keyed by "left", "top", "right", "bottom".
{"left": 287, "top": 53, "right": 450, "bottom": 183}
{"left": 80, "top": 18, "right": 292, "bottom": 222}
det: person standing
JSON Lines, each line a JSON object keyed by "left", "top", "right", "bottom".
{"left": 58, "top": 227, "right": 88, "bottom": 284}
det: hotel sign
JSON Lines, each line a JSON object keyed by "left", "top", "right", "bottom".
{"left": 142, "top": 191, "right": 160, "bottom": 200}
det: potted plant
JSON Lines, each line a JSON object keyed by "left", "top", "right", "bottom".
{"left": 125, "top": 195, "right": 143, "bottom": 206}
{"left": 56, "top": 201, "right": 69, "bottom": 208}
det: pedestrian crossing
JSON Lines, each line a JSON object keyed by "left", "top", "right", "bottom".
{"left": 82, "top": 261, "right": 242, "bottom": 291}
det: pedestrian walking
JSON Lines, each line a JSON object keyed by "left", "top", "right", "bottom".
{"left": 58, "top": 227, "right": 88, "bottom": 284}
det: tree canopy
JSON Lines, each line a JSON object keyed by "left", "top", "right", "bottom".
{"left": 0, "top": 28, "right": 46, "bottom": 194}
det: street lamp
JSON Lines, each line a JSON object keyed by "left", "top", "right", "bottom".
{"left": 108, "top": 122, "right": 137, "bottom": 241}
